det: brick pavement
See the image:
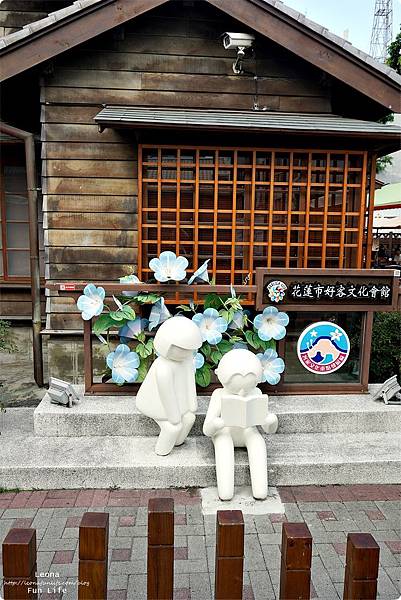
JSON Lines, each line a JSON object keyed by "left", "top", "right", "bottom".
{"left": 0, "top": 485, "right": 400, "bottom": 600}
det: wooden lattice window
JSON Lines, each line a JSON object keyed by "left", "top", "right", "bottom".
{"left": 138, "top": 146, "right": 368, "bottom": 286}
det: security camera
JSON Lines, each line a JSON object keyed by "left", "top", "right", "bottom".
{"left": 222, "top": 32, "right": 255, "bottom": 51}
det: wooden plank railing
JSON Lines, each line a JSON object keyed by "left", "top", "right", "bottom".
{"left": 1, "top": 506, "right": 383, "bottom": 600}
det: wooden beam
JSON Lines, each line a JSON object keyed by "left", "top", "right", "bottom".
{"left": 0, "top": 0, "right": 169, "bottom": 81}
{"left": 207, "top": 0, "right": 400, "bottom": 110}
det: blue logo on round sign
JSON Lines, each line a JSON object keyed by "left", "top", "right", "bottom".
{"left": 297, "top": 321, "right": 350, "bottom": 374}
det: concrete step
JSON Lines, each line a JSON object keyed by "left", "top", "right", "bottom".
{"left": 2, "top": 408, "right": 400, "bottom": 489}
{"left": 33, "top": 385, "right": 401, "bottom": 437}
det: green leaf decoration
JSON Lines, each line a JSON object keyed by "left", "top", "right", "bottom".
{"left": 136, "top": 360, "right": 149, "bottom": 383}
{"left": 195, "top": 363, "right": 212, "bottom": 387}
{"left": 201, "top": 343, "right": 212, "bottom": 358}
{"left": 245, "top": 329, "right": 259, "bottom": 349}
{"left": 109, "top": 310, "right": 126, "bottom": 322}
{"left": 210, "top": 349, "right": 223, "bottom": 365}
{"left": 259, "top": 339, "right": 276, "bottom": 351}
{"left": 177, "top": 304, "right": 192, "bottom": 312}
{"left": 217, "top": 340, "right": 232, "bottom": 354}
{"left": 121, "top": 305, "right": 136, "bottom": 320}
{"left": 135, "top": 293, "right": 160, "bottom": 304}
{"left": 204, "top": 293, "right": 221, "bottom": 310}
{"left": 136, "top": 344, "right": 147, "bottom": 358}
{"left": 93, "top": 314, "right": 115, "bottom": 335}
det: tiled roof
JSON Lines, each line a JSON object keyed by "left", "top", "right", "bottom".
{"left": 0, "top": 0, "right": 400, "bottom": 89}
{"left": 95, "top": 106, "right": 401, "bottom": 137}
{"left": 0, "top": 0, "right": 101, "bottom": 49}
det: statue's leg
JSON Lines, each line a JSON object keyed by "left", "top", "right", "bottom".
{"left": 155, "top": 420, "right": 182, "bottom": 456}
{"left": 213, "top": 432, "right": 235, "bottom": 500}
{"left": 244, "top": 428, "right": 268, "bottom": 500}
{"left": 175, "top": 411, "right": 196, "bottom": 446}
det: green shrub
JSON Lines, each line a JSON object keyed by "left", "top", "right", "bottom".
{"left": 370, "top": 312, "right": 401, "bottom": 383}
{"left": 0, "top": 320, "right": 17, "bottom": 354}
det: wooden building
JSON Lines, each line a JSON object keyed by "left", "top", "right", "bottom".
{"left": 0, "top": 0, "right": 400, "bottom": 385}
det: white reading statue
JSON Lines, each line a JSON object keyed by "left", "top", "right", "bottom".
{"left": 136, "top": 316, "right": 202, "bottom": 456}
{"left": 203, "top": 349, "right": 278, "bottom": 500}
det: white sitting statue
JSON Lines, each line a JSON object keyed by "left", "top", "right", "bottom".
{"left": 203, "top": 349, "right": 278, "bottom": 500}
{"left": 136, "top": 316, "right": 202, "bottom": 456}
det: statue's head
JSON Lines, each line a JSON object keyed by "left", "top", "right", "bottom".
{"left": 216, "top": 349, "right": 263, "bottom": 395}
{"left": 154, "top": 316, "right": 202, "bottom": 361}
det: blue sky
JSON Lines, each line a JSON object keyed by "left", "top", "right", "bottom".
{"left": 283, "top": 0, "right": 401, "bottom": 54}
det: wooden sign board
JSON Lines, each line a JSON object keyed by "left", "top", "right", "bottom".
{"left": 255, "top": 268, "right": 399, "bottom": 312}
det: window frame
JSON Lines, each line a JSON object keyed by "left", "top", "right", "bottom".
{"left": 138, "top": 144, "right": 369, "bottom": 291}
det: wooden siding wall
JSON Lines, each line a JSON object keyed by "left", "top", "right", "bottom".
{"left": 41, "top": 1, "right": 332, "bottom": 330}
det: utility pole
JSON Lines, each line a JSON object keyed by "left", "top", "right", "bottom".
{"left": 370, "top": 0, "right": 393, "bottom": 63}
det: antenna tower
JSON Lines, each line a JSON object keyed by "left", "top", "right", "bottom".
{"left": 370, "top": 0, "right": 393, "bottom": 62}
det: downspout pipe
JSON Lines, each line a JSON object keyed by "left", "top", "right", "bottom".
{"left": 0, "top": 122, "right": 43, "bottom": 387}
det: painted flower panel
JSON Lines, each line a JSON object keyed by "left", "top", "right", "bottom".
{"left": 106, "top": 344, "right": 140, "bottom": 384}
{"left": 149, "top": 251, "right": 188, "bottom": 282}
{"left": 119, "top": 318, "right": 149, "bottom": 342}
{"left": 188, "top": 260, "right": 210, "bottom": 285}
{"left": 193, "top": 352, "right": 205, "bottom": 370}
{"left": 119, "top": 274, "right": 141, "bottom": 297}
{"left": 149, "top": 297, "right": 172, "bottom": 331}
{"left": 254, "top": 306, "right": 289, "bottom": 341}
{"left": 192, "top": 308, "right": 228, "bottom": 345}
{"left": 76, "top": 284, "right": 105, "bottom": 320}
{"left": 256, "top": 349, "right": 285, "bottom": 385}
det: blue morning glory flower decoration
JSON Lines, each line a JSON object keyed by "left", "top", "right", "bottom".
{"left": 188, "top": 260, "right": 210, "bottom": 285}
{"left": 119, "top": 274, "right": 141, "bottom": 297}
{"left": 149, "top": 297, "right": 171, "bottom": 331}
{"left": 149, "top": 251, "right": 188, "bottom": 282}
{"left": 193, "top": 352, "right": 205, "bottom": 370}
{"left": 228, "top": 309, "right": 246, "bottom": 330}
{"left": 106, "top": 344, "right": 140, "bottom": 384}
{"left": 253, "top": 306, "right": 289, "bottom": 341}
{"left": 76, "top": 284, "right": 105, "bottom": 320}
{"left": 192, "top": 308, "right": 228, "bottom": 345}
{"left": 256, "top": 349, "right": 285, "bottom": 385}
{"left": 119, "top": 318, "right": 149, "bottom": 342}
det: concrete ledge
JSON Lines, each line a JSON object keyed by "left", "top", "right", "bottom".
{"left": 33, "top": 385, "right": 401, "bottom": 437}
{"left": 2, "top": 406, "right": 401, "bottom": 489}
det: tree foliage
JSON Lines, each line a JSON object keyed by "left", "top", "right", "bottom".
{"left": 369, "top": 312, "right": 401, "bottom": 383}
{"left": 386, "top": 28, "right": 401, "bottom": 74}
{"left": 0, "top": 320, "right": 17, "bottom": 354}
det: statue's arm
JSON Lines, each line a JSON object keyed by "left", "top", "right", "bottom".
{"left": 203, "top": 390, "right": 225, "bottom": 437}
{"left": 156, "top": 361, "right": 181, "bottom": 425}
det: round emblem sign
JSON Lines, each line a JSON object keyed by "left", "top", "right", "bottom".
{"left": 266, "top": 280, "right": 287, "bottom": 303}
{"left": 297, "top": 321, "right": 350, "bottom": 374}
